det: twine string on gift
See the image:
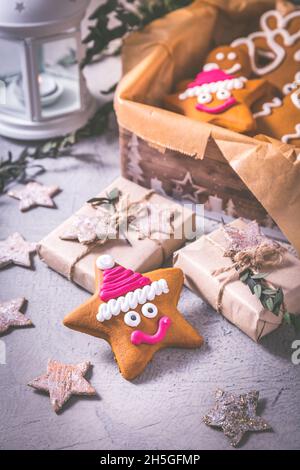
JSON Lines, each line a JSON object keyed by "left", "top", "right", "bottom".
{"left": 66, "top": 189, "right": 175, "bottom": 281}
{"left": 211, "top": 239, "right": 286, "bottom": 313}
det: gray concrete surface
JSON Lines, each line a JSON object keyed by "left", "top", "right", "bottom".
{"left": 0, "top": 2, "right": 300, "bottom": 450}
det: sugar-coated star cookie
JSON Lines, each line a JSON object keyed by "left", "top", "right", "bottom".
{"left": 254, "top": 84, "right": 300, "bottom": 146}
{"left": 164, "top": 69, "right": 272, "bottom": 133}
{"left": 63, "top": 255, "right": 203, "bottom": 380}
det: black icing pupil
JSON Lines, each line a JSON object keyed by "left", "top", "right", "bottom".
{"left": 148, "top": 307, "right": 154, "bottom": 313}
{"left": 131, "top": 314, "right": 136, "bottom": 321}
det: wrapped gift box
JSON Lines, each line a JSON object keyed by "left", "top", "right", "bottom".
{"left": 115, "top": 0, "right": 300, "bottom": 254}
{"left": 173, "top": 219, "right": 300, "bottom": 341}
{"left": 38, "top": 176, "right": 195, "bottom": 293}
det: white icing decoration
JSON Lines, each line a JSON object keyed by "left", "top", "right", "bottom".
{"left": 216, "top": 89, "right": 231, "bottom": 100}
{"left": 232, "top": 9, "right": 300, "bottom": 76}
{"left": 203, "top": 63, "right": 218, "bottom": 71}
{"left": 282, "top": 123, "right": 300, "bottom": 144}
{"left": 124, "top": 311, "right": 141, "bottom": 327}
{"left": 291, "top": 89, "right": 300, "bottom": 109}
{"left": 96, "top": 279, "right": 169, "bottom": 322}
{"left": 283, "top": 81, "right": 298, "bottom": 95}
{"left": 96, "top": 254, "right": 115, "bottom": 270}
{"left": 294, "top": 49, "right": 300, "bottom": 62}
{"left": 141, "top": 302, "right": 158, "bottom": 319}
{"left": 224, "top": 63, "right": 242, "bottom": 74}
{"left": 197, "top": 92, "right": 212, "bottom": 104}
{"left": 216, "top": 52, "right": 225, "bottom": 60}
{"left": 179, "top": 77, "right": 247, "bottom": 100}
{"left": 227, "top": 51, "right": 237, "bottom": 60}
{"left": 253, "top": 97, "right": 282, "bottom": 118}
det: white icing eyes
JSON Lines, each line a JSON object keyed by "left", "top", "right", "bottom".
{"left": 216, "top": 52, "right": 224, "bottom": 60}
{"left": 216, "top": 89, "right": 231, "bottom": 100}
{"left": 227, "top": 52, "right": 237, "bottom": 60}
{"left": 141, "top": 303, "right": 158, "bottom": 318}
{"left": 124, "top": 311, "right": 141, "bottom": 328}
{"left": 197, "top": 92, "right": 212, "bottom": 104}
{"left": 283, "top": 82, "right": 297, "bottom": 95}
{"left": 294, "top": 50, "right": 300, "bottom": 62}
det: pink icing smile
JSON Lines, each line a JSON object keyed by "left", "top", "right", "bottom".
{"left": 196, "top": 96, "right": 237, "bottom": 114}
{"left": 131, "top": 316, "right": 171, "bottom": 346}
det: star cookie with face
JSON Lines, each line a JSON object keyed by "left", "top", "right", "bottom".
{"left": 63, "top": 255, "right": 203, "bottom": 380}
{"left": 254, "top": 84, "right": 300, "bottom": 146}
{"left": 164, "top": 69, "right": 271, "bottom": 133}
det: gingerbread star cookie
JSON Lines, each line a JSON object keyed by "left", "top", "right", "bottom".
{"left": 8, "top": 181, "right": 60, "bottom": 212}
{"left": 0, "top": 298, "right": 32, "bottom": 335}
{"left": 63, "top": 255, "right": 203, "bottom": 380}
{"left": 204, "top": 45, "right": 252, "bottom": 77}
{"left": 164, "top": 69, "right": 271, "bottom": 133}
{"left": 28, "top": 359, "right": 96, "bottom": 413}
{"left": 254, "top": 84, "right": 300, "bottom": 146}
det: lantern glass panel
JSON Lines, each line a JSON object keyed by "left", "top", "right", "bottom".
{"left": 0, "top": 38, "right": 27, "bottom": 115}
{"left": 36, "top": 36, "right": 81, "bottom": 119}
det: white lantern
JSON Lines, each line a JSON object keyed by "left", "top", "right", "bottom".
{"left": 0, "top": 0, "right": 96, "bottom": 140}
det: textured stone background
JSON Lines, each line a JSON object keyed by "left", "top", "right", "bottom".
{"left": 0, "top": 0, "right": 299, "bottom": 451}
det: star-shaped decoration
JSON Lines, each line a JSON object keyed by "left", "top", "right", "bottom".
{"left": 63, "top": 256, "right": 203, "bottom": 380}
{"left": 223, "top": 220, "right": 268, "bottom": 255}
{"left": 28, "top": 359, "right": 96, "bottom": 413}
{"left": 60, "top": 214, "right": 116, "bottom": 245}
{"left": 172, "top": 171, "right": 208, "bottom": 203}
{"left": 0, "top": 232, "right": 36, "bottom": 269}
{"left": 203, "top": 389, "right": 271, "bottom": 447}
{"left": 8, "top": 181, "right": 60, "bottom": 212}
{"left": 15, "top": 2, "right": 25, "bottom": 13}
{"left": 0, "top": 298, "right": 32, "bottom": 335}
{"left": 165, "top": 77, "right": 271, "bottom": 133}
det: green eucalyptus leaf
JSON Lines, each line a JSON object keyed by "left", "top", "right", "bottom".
{"left": 239, "top": 271, "right": 249, "bottom": 282}
{"left": 254, "top": 284, "right": 262, "bottom": 299}
{"left": 262, "top": 289, "right": 277, "bottom": 295}
{"left": 266, "top": 297, "right": 274, "bottom": 312}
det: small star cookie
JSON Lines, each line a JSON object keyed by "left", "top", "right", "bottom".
{"left": 0, "top": 298, "right": 32, "bottom": 335}
{"left": 63, "top": 255, "right": 203, "bottom": 380}
{"left": 0, "top": 232, "right": 36, "bottom": 269}
{"left": 203, "top": 389, "right": 271, "bottom": 447}
{"left": 8, "top": 181, "right": 60, "bottom": 212}
{"left": 164, "top": 69, "right": 271, "bottom": 133}
{"left": 28, "top": 359, "right": 96, "bottom": 413}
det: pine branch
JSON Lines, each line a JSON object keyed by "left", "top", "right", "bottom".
{"left": 81, "top": 0, "right": 193, "bottom": 67}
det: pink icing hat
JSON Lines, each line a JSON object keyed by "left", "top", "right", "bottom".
{"left": 96, "top": 254, "right": 151, "bottom": 302}
{"left": 188, "top": 69, "right": 235, "bottom": 88}
{"left": 95, "top": 255, "right": 169, "bottom": 322}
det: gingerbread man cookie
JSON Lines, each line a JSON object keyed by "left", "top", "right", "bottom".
{"left": 63, "top": 255, "right": 203, "bottom": 380}
{"left": 254, "top": 83, "right": 300, "bottom": 146}
{"left": 232, "top": 8, "right": 300, "bottom": 94}
{"left": 164, "top": 69, "right": 271, "bottom": 133}
{"left": 204, "top": 45, "right": 252, "bottom": 77}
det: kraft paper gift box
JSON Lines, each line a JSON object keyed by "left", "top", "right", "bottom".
{"left": 173, "top": 219, "right": 300, "bottom": 341}
{"left": 38, "top": 176, "right": 195, "bottom": 293}
{"left": 115, "top": 0, "right": 300, "bottom": 254}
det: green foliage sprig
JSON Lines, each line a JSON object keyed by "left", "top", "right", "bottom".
{"left": 81, "top": 0, "right": 193, "bottom": 67}
{"left": 239, "top": 269, "right": 300, "bottom": 332}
